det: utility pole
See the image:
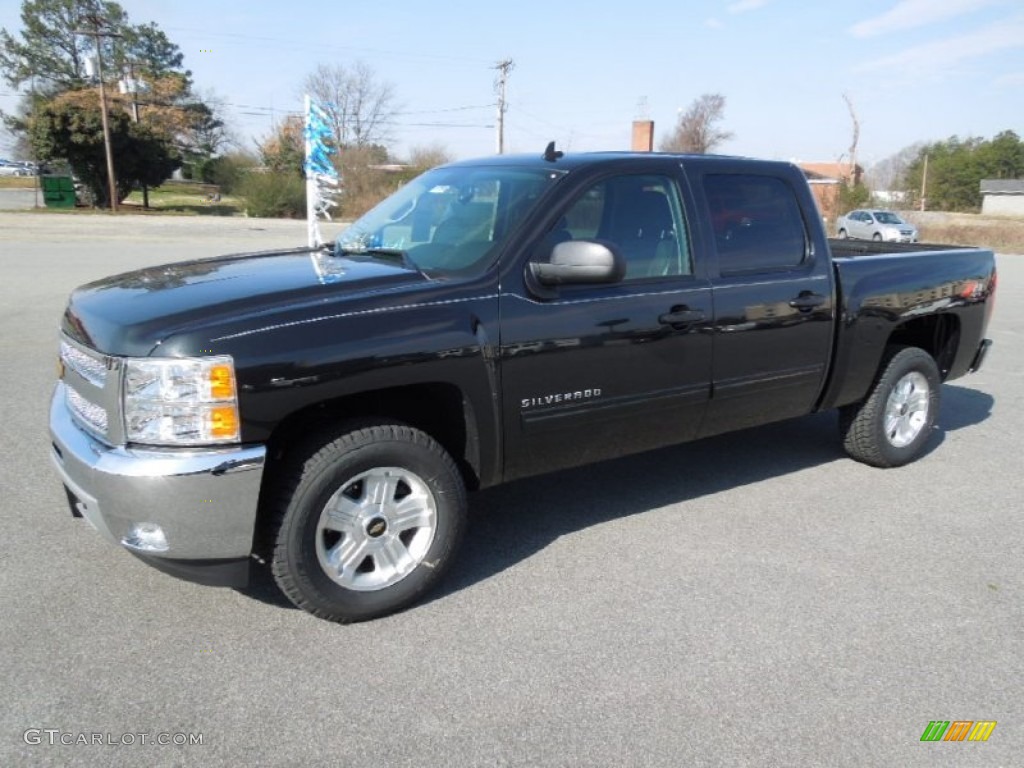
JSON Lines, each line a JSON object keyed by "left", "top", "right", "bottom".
{"left": 31, "top": 71, "right": 40, "bottom": 209}
{"left": 920, "top": 153, "right": 929, "bottom": 211}
{"left": 122, "top": 60, "right": 148, "bottom": 208}
{"left": 493, "top": 59, "right": 514, "bottom": 154}
{"left": 76, "top": 15, "right": 120, "bottom": 212}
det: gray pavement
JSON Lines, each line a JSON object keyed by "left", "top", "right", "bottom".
{"left": 0, "top": 187, "right": 40, "bottom": 210}
{"left": 0, "top": 212, "right": 1020, "bottom": 767}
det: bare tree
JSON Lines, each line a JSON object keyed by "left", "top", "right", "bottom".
{"left": 407, "top": 143, "right": 453, "bottom": 171}
{"left": 302, "top": 61, "right": 397, "bottom": 149}
{"left": 661, "top": 93, "right": 734, "bottom": 154}
{"left": 867, "top": 141, "right": 928, "bottom": 192}
{"left": 842, "top": 92, "right": 859, "bottom": 184}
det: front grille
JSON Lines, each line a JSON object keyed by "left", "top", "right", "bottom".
{"left": 59, "top": 335, "right": 122, "bottom": 444}
{"left": 66, "top": 384, "right": 109, "bottom": 434}
{"left": 60, "top": 340, "right": 108, "bottom": 386}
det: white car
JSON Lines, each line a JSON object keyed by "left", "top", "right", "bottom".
{"left": 0, "top": 161, "right": 33, "bottom": 177}
{"left": 836, "top": 209, "right": 918, "bottom": 243}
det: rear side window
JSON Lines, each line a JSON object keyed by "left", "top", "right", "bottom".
{"left": 703, "top": 174, "right": 808, "bottom": 275}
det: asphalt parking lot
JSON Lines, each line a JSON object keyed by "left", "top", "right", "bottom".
{"left": 1, "top": 212, "right": 1020, "bottom": 767}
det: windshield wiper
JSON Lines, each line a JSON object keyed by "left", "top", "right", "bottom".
{"left": 336, "top": 246, "right": 420, "bottom": 272}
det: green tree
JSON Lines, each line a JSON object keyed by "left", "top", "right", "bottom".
{"left": 838, "top": 182, "right": 870, "bottom": 214}
{"left": 258, "top": 115, "right": 305, "bottom": 175}
{"left": 976, "top": 130, "right": 1024, "bottom": 180}
{"left": 207, "top": 150, "right": 258, "bottom": 194}
{"left": 0, "top": 0, "right": 126, "bottom": 89}
{"left": 178, "top": 99, "right": 229, "bottom": 181}
{"left": 117, "top": 21, "right": 188, "bottom": 84}
{"left": 31, "top": 90, "right": 178, "bottom": 206}
{"left": 1, "top": 0, "right": 224, "bottom": 199}
{"left": 904, "top": 131, "right": 1024, "bottom": 211}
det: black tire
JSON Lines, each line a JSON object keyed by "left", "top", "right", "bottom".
{"left": 839, "top": 346, "right": 941, "bottom": 468}
{"left": 872, "top": 232, "right": 883, "bottom": 241}
{"left": 838, "top": 228, "right": 848, "bottom": 239}
{"left": 268, "top": 423, "right": 466, "bottom": 622}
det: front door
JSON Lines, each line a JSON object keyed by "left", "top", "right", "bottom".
{"left": 499, "top": 169, "right": 713, "bottom": 481}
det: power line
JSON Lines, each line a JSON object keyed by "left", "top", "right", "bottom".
{"left": 163, "top": 26, "right": 493, "bottom": 65}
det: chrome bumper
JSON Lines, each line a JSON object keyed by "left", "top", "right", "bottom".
{"left": 970, "top": 338, "right": 992, "bottom": 373}
{"left": 49, "top": 383, "right": 266, "bottom": 564}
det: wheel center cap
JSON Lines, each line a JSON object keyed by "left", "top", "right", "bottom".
{"left": 366, "top": 517, "right": 388, "bottom": 538}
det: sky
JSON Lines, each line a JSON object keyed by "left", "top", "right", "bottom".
{"left": 1, "top": 0, "right": 1022, "bottom": 169}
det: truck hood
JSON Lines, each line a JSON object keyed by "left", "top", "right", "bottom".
{"left": 61, "top": 247, "right": 430, "bottom": 356}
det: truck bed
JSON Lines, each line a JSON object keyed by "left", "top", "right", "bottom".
{"left": 828, "top": 238, "right": 976, "bottom": 258}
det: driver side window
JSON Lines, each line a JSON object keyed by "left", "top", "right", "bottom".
{"left": 547, "top": 174, "right": 692, "bottom": 280}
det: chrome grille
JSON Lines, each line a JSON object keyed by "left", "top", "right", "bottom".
{"left": 60, "top": 340, "right": 108, "bottom": 386}
{"left": 59, "top": 334, "right": 123, "bottom": 444}
{"left": 66, "top": 384, "right": 109, "bottom": 434}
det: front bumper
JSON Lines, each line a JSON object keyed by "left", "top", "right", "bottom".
{"left": 970, "top": 338, "right": 992, "bottom": 373}
{"left": 49, "top": 383, "right": 266, "bottom": 586}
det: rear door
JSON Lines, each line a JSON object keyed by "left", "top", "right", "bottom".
{"left": 498, "top": 162, "right": 713, "bottom": 481}
{"left": 689, "top": 163, "right": 836, "bottom": 436}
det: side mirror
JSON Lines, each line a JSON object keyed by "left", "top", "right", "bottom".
{"left": 531, "top": 240, "right": 625, "bottom": 286}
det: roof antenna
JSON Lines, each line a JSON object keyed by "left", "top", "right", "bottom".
{"left": 543, "top": 141, "right": 563, "bottom": 162}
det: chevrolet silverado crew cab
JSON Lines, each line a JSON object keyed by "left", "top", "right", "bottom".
{"left": 50, "top": 149, "right": 996, "bottom": 623}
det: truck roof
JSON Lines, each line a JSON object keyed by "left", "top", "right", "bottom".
{"left": 442, "top": 151, "right": 799, "bottom": 174}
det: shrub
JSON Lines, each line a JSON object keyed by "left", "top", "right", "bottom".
{"left": 237, "top": 170, "right": 305, "bottom": 218}
{"left": 208, "top": 151, "right": 259, "bottom": 194}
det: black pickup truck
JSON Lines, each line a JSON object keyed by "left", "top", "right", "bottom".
{"left": 50, "top": 150, "right": 996, "bottom": 622}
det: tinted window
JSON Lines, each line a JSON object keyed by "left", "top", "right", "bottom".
{"left": 550, "top": 174, "right": 692, "bottom": 280}
{"left": 704, "top": 174, "right": 808, "bottom": 275}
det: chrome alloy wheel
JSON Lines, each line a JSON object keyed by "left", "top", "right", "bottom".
{"left": 315, "top": 467, "right": 438, "bottom": 591}
{"left": 883, "top": 371, "right": 930, "bottom": 448}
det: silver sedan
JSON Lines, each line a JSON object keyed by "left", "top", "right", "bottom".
{"left": 836, "top": 209, "right": 919, "bottom": 242}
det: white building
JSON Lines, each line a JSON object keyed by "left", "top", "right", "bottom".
{"left": 980, "top": 180, "right": 1024, "bottom": 216}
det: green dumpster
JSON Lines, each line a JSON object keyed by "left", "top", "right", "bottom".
{"left": 41, "top": 176, "right": 77, "bottom": 208}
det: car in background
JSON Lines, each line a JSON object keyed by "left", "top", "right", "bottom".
{"left": 0, "top": 159, "right": 35, "bottom": 177}
{"left": 836, "top": 209, "right": 919, "bottom": 243}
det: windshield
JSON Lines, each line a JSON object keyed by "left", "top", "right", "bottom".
{"left": 335, "top": 165, "right": 563, "bottom": 277}
{"left": 873, "top": 211, "right": 904, "bottom": 225}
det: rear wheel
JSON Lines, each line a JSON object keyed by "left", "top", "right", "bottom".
{"left": 268, "top": 423, "right": 467, "bottom": 622}
{"left": 840, "top": 347, "right": 940, "bottom": 468}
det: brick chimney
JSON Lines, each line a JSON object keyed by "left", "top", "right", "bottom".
{"left": 631, "top": 120, "right": 654, "bottom": 152}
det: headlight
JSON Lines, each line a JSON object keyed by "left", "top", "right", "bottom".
{"left": 123, "top": 356, "right": 240, "bottom": 446}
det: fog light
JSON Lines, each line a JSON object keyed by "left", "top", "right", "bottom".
{"left": 122, "top": 523, "right": 169, "bottom": 553}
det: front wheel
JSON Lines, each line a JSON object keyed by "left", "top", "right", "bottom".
{"left": 269, "top": 423, "right": 467, "bottom": 622}
{"left": 872, "top": 232, "right": 883, "bottom": 242}
{"left": 837, "top": 228, "right": 848, "bottom": 239}
{"left": 839, "top": 347, "right": 941, "bottom": 468}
